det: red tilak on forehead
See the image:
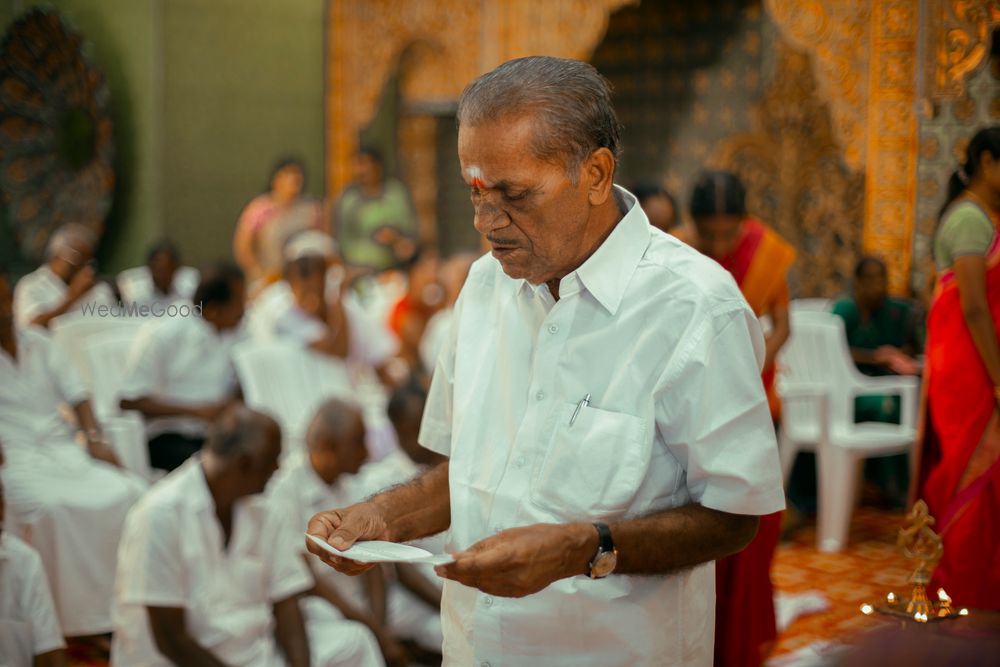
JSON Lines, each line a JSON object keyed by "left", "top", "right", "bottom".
{"left": 466, "top": 166, "right": 488, "bottom": 190}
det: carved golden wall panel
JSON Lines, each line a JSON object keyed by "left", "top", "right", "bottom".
{"left": 326, "top": 0, "right": 635, "bottom": 198}
{"left": 713, "top": 43, "right": 865, "bottom": 297}
{"left": 767, "top": 0, "right": 924, "bottom": 294}
{"left": 766, "top": 0, "right": 871, "bottom": 171}
{"left": 862, "top": 0, "right": 919, "bottom": 295}
{"left": 929, "top": 0, "right": 1000, "bottom": 100}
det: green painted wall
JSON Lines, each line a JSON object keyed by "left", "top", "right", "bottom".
{"left": 1, "top": 0, "right": 324, "bottom": 272}
{"left": 160, "top": 0, "right": 325, "bottom": 267}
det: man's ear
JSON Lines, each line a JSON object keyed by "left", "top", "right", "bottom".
{"left": 583, "top": 147, "right": 616, "bottom": 206}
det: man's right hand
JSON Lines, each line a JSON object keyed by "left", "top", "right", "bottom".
{"left": 305, "top": 503, "right": 391, "bottom": 576}
{"left": 66, "top": 265, "right": 97, "bottom": 303}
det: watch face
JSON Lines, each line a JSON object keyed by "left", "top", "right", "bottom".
{"left": 591, "top": 550, "right": 618, "bottom": 578}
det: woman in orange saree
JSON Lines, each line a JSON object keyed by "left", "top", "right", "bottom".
{"left": 920, "top": 127, "right": 1000, "bottom": 610}
{"left": 685, "top": 172, "right": 795, "bottom": 667}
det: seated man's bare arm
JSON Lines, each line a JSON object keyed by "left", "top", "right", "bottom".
{"left": 147, "top": 606, "right": 230, "bottom": 667}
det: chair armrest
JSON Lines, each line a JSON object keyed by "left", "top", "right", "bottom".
{"left": 850, "top": 375, "right": 921, "bottom": 429}
{"left": 777, "top": 382, "right": 831, "bottom": 443}
{"left": 777, "top": 381, "right": 829, "bottom": 399}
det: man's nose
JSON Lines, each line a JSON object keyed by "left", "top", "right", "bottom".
{"left": 473, "top": 199, "right": 508, "bottom": 235}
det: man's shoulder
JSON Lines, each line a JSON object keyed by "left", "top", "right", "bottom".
{"left": 636, "top": 232, "right": 749, "bottom": 316}
{"left": 131, "top": 465, "right": 197, "bottom": 518}
{"left": 13, "top": 266, "right": 48, "bottom": 293}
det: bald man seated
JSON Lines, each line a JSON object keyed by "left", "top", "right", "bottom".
{"left": 112, "top": 406, "right": 384, "bottom": 667}
{"left": 269, "top": 398, "right": 442, "bottom": 666}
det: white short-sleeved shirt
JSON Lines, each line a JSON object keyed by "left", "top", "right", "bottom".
{"left": 419, "top": 186, "right": 785, "bottom": 667}
{"left": 13, "top": 264, "right": 116, "bottom": 330}
{"left": 112, "top": 458, "right": 312, "bottom": 667}
{"left": 0, "top": 328, "right": 88, "bottom": 459}
{"left": 268, "top": 456, "right": 373, "bottom": 610}
{"left": 120, "top": 317, "right": 240, "bottom": 439}
{"left": 250, "top": 280, "right": 399, "bottom": 368}
{"left": 0, "top": 532, "right": 65, "bottom": 663}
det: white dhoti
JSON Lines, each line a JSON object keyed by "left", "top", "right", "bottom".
{"left": 300, "top": 597, "right": 386, "bottom": 667}
{"left": 387, "top": 586, "right": 443, "bottom": 652}
{"left": 2, "top": 444, "right": 145, "bottom": 636}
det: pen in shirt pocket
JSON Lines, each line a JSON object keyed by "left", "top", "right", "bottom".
{"left": 569, "top": 393, "right": 591, "bottom": 426}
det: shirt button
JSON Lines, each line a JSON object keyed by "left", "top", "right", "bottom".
{"left": 548, "top": 324, "right": 559, "bottom": 334}
{"left": 483, "top": 596, "right": 494, "bottom": 607}
{"left": 536, "top": 390, "right": 545, "bottom": 400}
{"left": 516, "top": 455, "right": 527, "bottom": 467}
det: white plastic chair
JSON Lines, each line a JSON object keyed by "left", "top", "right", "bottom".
{"left": 117, "top": 265, "right": 200, "bottom": 304}
{"left": 777, "top": 311, "right": 919, "bottom": 552}
{"left": 232, "top": 340, "right": 355, "bottom": 458}
{"left": 789, "top": 298, "right": 833, "bottom": 313}
{"left": 82, "top": 326, "right": 154, "bottom": 480}
{"left": 50, "top": 315, "right": 144, "bottom": 385}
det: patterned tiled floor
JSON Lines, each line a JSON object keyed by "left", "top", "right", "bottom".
{"left": 770, "top": 507, "right": 909, "bottom": 658}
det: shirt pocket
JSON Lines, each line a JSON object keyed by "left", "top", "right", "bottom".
{"left": 530, "top": 401, "right": 649, "bottom": 519}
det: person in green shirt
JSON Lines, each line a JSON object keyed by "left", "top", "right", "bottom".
{"left": 333, "top": 146, "right": 418, "bottom": 273}
{"left": 831, "top": 256, "right": 923, "bottom": 507}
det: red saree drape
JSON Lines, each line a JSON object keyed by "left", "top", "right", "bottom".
{"left": 708, "top": 219, "right": 795, "bottom": 667}
{"left": 920, "top": 216, "right": 1000, "bottom": 610}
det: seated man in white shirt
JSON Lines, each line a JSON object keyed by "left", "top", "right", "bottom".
{"left": 112, "top": 406, "right": 384, "bottom": 667}
{"left": 117, "top": 239, "right": 199, "bottom": 309}
{"left": 265, "top": 232, "right": 398, "bottom": 369}
{"left": 250, "top": 231, "right": 402, "bottom": 461}
{"left": 0, "top": 450, "right": 68, "bottom": 667}
{"left": 269, "top": 398, "right": 428, "bottom": 666}
{"left": 120, "top": 262, "right": 246, "bottom": 472}
{"left": 0, "top": 268, "right": 145, "bottom": 642}
{"left": 359, "top": 383, "right": 446, "bottom": 655}
{"left": 14, "top": 223, "right": 116, "bottom": 330}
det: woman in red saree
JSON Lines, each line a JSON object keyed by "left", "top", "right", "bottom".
{"left": 684, "top": 171, "right": 795, "bottom": 667}
{"left": 920, "top": 127, "right": 1000, "bottom": 610}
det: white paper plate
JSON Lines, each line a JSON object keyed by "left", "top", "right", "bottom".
{"left": 305, "top": 533, "right": 453, "bottom": 565}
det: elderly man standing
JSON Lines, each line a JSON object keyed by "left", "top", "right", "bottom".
{"left": 14, "top": 223, "right": 116, "bottom": 330}
{"left": 307, "top": 56, "right": 784, "bottom": 666}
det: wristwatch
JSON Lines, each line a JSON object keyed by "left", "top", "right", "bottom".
{"left": 588, "top": 522, "right": 618, "bottom": 579}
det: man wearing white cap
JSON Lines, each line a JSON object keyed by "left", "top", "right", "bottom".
{"left": 250, "top": 231, "right": 397, "bottom": 366}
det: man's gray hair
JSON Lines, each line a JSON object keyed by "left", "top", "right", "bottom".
{"left": 457, "top": 56, "right": 622, "bottom": 179}
{"left": 205, "top": 405, "right": 281, "bottom": 459}
{"left": 46, "top": 223, "right": 97, "bottom": 260}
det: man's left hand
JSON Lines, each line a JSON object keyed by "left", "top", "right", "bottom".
{"left": 434, "top": 523, "right": 597, "bottom": 598}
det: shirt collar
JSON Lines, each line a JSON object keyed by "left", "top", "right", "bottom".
{"left": 519, "top": 186, "right": 650, "bottom": 316}
{"left": 178, "top": 456, "right": 215, "bottom": 514}
{"left": 292, "top": 455, "right": 349, "bottom": 505}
